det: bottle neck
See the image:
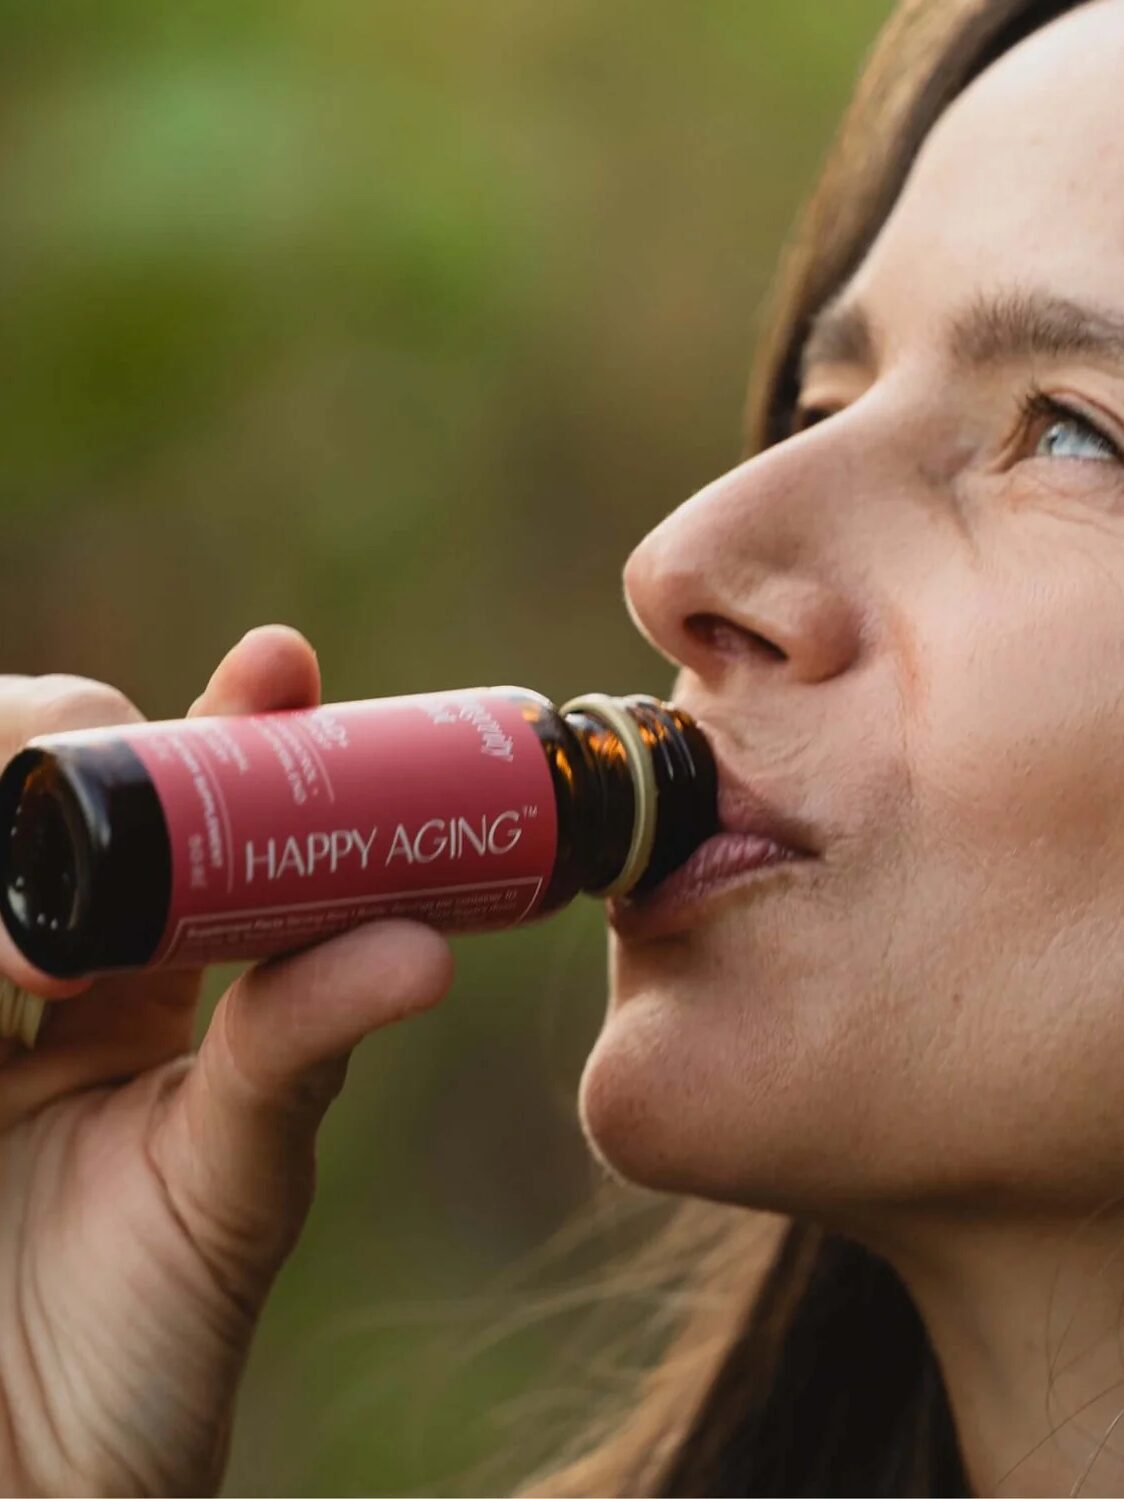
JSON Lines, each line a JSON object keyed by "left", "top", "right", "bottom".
{"left": 560, "top": 694, "right": 718, "bottom": 898}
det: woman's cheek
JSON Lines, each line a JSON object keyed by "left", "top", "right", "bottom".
{"left": 910, "top": 585, "right": 1124, "bottom": 913}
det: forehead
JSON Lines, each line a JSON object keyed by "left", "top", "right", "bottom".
{"left": 843, "top": 0, "right": 1124, "bottom": 339}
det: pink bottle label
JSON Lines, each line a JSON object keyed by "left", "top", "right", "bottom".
{"left": 112, "top": 689, "right": 558, "bottom": 966}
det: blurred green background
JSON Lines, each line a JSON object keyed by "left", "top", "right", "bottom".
{"left": 1, "top": 2, "right": 890, "bottom": 1492}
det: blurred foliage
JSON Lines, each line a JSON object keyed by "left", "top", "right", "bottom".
{"left": 0, "top": 2, "right": 889, "bottom": 1493}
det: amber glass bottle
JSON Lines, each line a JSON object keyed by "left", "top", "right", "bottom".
{"left": 0, "top": 687, "right": 717, "bottom": 979}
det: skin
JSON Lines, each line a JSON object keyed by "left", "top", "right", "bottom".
{"left": 579, "top": 1, "right": 1124, "bottom": 1492}
{"left": 0, "top": 627, "right": 455, "bottom": 1494}
{"left": 6, "top": 5, "right": 1124, "bottom": 1496}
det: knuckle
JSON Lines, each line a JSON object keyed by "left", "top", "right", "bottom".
{"left": 0, "top": 676, "right": 34, "bottom": 718}
{"left": 30, "top": 675, "right": 144, "bottom": 736}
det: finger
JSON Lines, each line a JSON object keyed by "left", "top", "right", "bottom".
{"left": 187, "top": 624, "right": 320, "bottom": 719}
{"left": 148, "top": 919, "right": 454, "bottom": 1269}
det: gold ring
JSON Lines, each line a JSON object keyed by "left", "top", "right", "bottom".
{"left": 0, "top": 977, "right": 45, "bottom": 1048}
{"left": 559, "top": 693, "right": 658, "bottom": 898}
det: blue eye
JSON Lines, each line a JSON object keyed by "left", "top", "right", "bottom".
{"left": 1023, "top": 390, "right": 1121, "bottom": 464}
{"left": 1037, "top": 415, "right": 1117, "bottom": 461}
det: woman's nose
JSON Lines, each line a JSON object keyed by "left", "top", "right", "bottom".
{"left": 623, "top": 455, "right": 864, "bottom": 688}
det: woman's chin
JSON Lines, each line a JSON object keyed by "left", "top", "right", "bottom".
{"left": 576, "top": 989, "right": 747, "bottom": 1200}
{"left": 576, "top": 975, "right": 896, "bottom": 1216}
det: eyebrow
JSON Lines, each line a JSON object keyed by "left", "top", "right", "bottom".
{"left": 798, "top": 288, "right": 1124, "bottom": 382}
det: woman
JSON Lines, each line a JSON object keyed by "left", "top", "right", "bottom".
{"left": 1, "top": 0, "right": 1121, "bottom": 1491}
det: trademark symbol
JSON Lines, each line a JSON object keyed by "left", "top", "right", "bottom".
{"left": 523, "top": 804, "right": 538, "bottom": 818}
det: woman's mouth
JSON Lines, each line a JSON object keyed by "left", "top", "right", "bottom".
{"left": 606, "top": 760, "right": 820, "bottom": 941}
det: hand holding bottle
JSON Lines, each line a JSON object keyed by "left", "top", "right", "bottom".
{"left": 0, "top": 626, "right": 455, "bottom": 1497}
{"left": 0, "top": 665, "right": 716, "bottom": 979}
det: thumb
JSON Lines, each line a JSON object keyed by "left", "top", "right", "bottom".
{"left": 149, "top": 918, "right": 454, "bottom": 1276}
{"left": 187, "top": 623, "right": 321, "bottom": 719}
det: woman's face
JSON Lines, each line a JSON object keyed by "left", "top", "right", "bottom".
{"left": 579, "top": 0, "right": 1124, "bottom": 1225}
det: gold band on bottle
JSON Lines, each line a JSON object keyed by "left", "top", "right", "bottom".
{"left": 0, "top": 978, "right": 45, "bottom": 1048}
{"left": 560, "top": 693, "right": 657, "bottom": 898}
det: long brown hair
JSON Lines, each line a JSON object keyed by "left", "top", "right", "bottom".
{"left": 519, "top": 2, "right": 1091, "bottom": 1494}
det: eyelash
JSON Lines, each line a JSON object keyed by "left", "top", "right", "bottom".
{"left": 1015, "top": 383, "right": 1123, "bottom": 464}
{"left": 790, "top": 386, "right": 1123, "bottom": 463}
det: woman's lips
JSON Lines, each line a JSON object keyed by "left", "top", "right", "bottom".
{"left": 606, "top": 759, "right": 820, "bottom": 942}
{"left": 606, "top": 832, "right": 809, "bottom": 941}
